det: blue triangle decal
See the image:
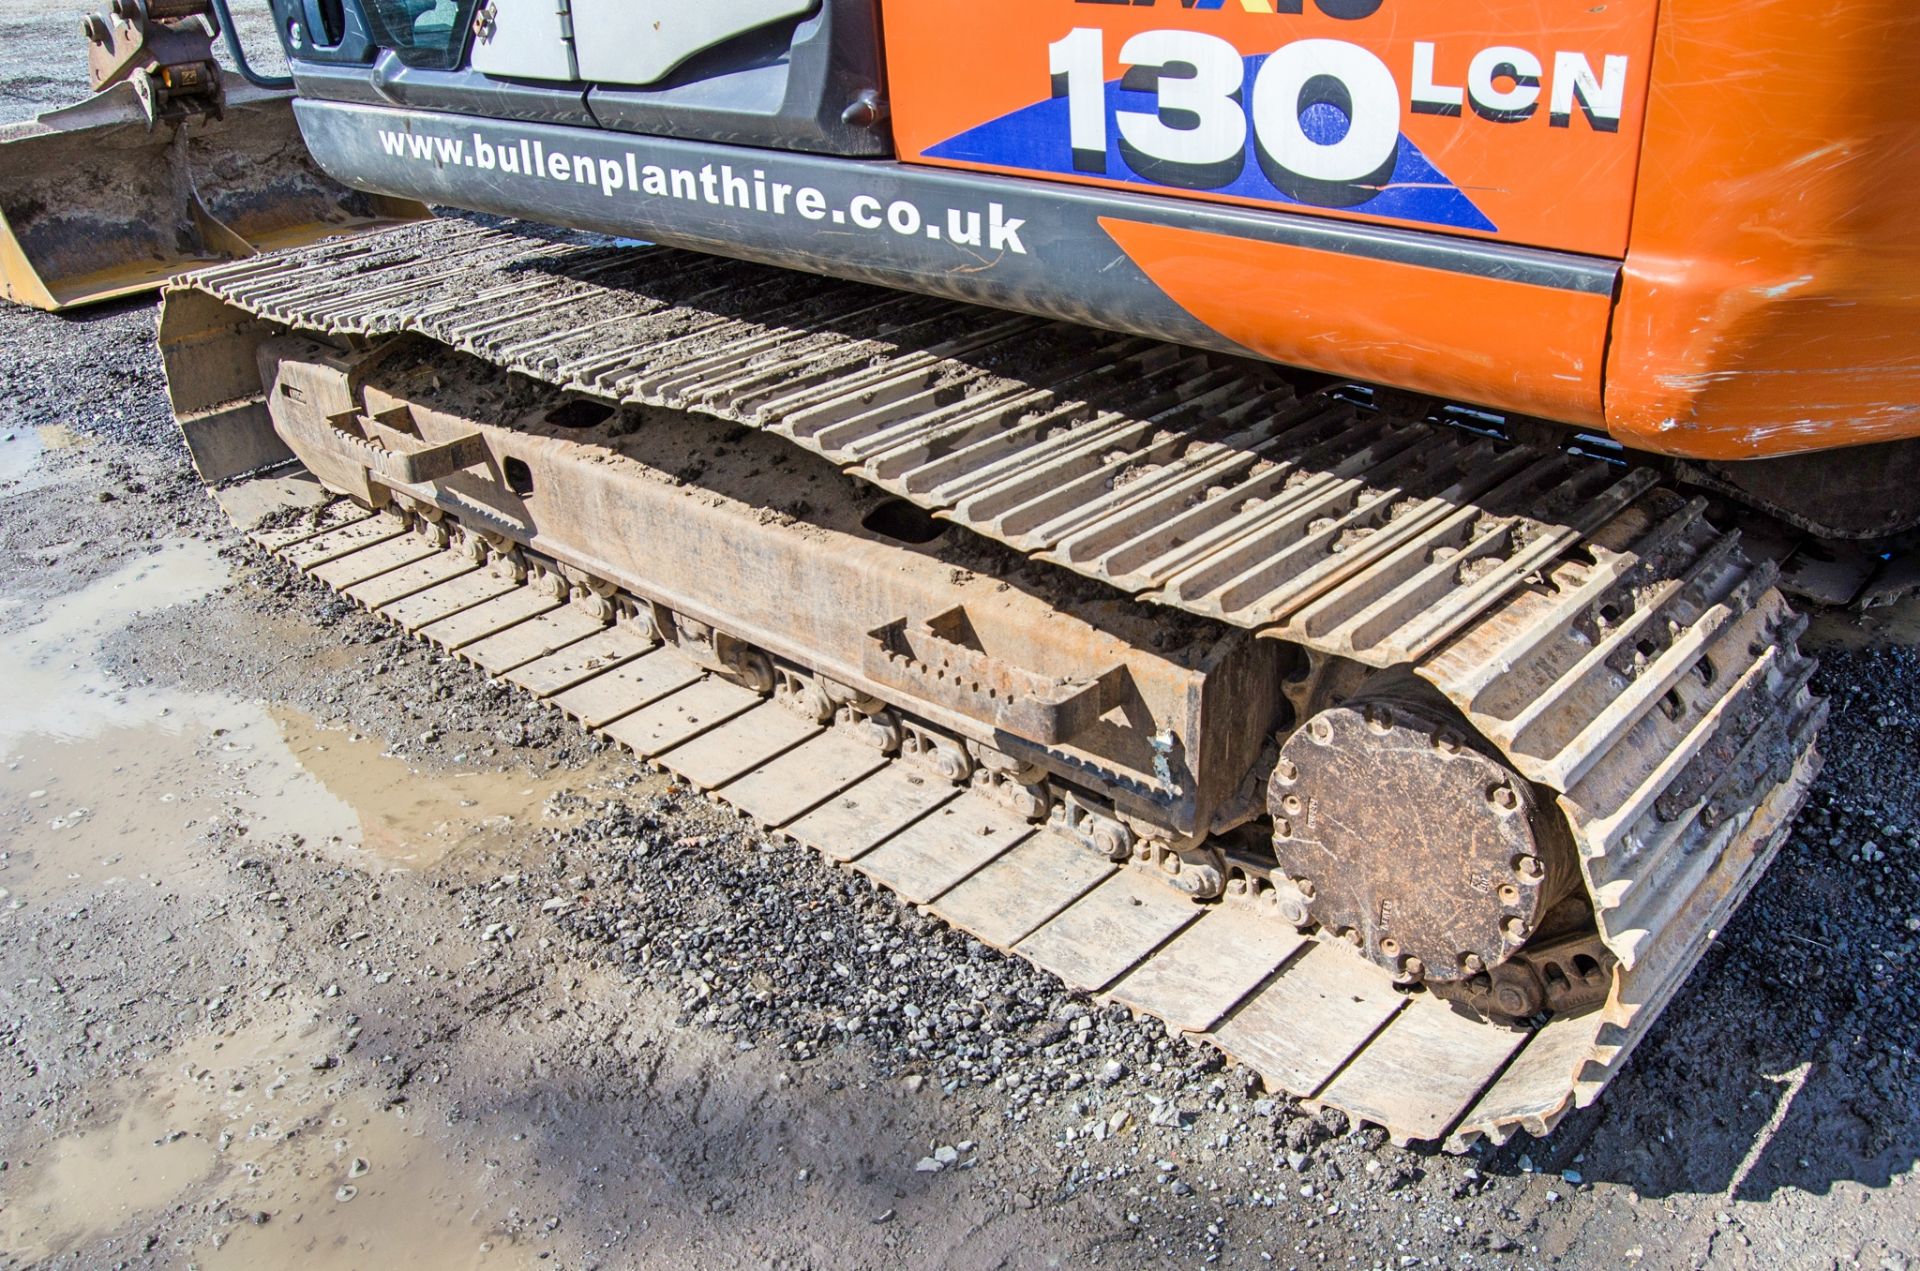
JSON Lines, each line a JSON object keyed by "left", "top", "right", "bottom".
{"left": 925, "top": 59, "right": 1497, "bottom": 235}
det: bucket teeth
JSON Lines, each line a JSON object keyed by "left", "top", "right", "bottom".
{"left": 167, "top": 221, "right": 1824, "bottom": 1150}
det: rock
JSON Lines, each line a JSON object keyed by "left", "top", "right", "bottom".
{"left": 349, "top": 1157, "right": 369, "bottom": 1178}
{"left": 1170, "top": 1180, "right": 1193, "bottom": 1197}
{"left": 1098, "top": 1060, "right": 1127, "bottom": 1086}
{"left": 871, "top": 1208, "right": 895, "bottom": 1224}
{"left": 903, "top": 1075, "right": 925, "bottom": 1092}
{"left": 934, "top": 1145, "right": 959, "bottom": 1165}
{"left": 1146, "top": 1097, "right": 1183, "bottom": 1128}
{"left": 250, "top": 1211, "right": 271, "bottom": 1226}
{"left": 915, "top": 1156, "right": 944, "bottom": 1173}
{"left": 1561, "top": 1169, "right": 1584, "bottom": 1185}
{"left": 335, "top": 1185, "right": 358, "bottom": 1202}
{"left": 309, "top": 1054, "right": 337, "bottom": 1071}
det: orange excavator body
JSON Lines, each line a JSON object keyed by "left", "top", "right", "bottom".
{"left": 883, "top": 0, "right": 1920, "bottom": 461}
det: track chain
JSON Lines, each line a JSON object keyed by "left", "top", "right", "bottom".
{"left": 167, "top": 219, "right": 1826, "bottom": 1147}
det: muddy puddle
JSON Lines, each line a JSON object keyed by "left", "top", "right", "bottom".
{"left": 0, "top": 536, "right": 611, "bottom": 898}
{"left": 267, "top": 709, "right": 590, "bottom": 868}
{"left": 0, "top": 423, "right": 86, "bottom": 488}
{"left": 1, "top": 1001, "right": 530, "bottom": 1267}
{"left": 0, "top": 533, "right": 632, "bottom": 1263}
{"left": 0, "top": 426, "right": 43, "bottom": 484}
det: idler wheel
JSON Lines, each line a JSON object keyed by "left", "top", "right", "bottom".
{"left": 1269, "top": 695, "right": 1574, "bottom": 986}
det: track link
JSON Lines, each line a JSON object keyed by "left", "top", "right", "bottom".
{"left": 231, "top": 487, "right": 1531, "bottom": 1147}
{"left": 164, "top": 218, "right": 1826, "bottom": 1149}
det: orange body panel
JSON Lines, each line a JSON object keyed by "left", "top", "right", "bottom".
{"left": 1100, "top": 219, "right": 1608, "bottom": 425}
{"left": 1604, "top": 0, "right": 1920, "bottom": 460}
{"left": 880, "top": 0, "right": 1920, "bottom": 461}
{"left": 881, "top": 1, "right": 1656, "bottom": 259}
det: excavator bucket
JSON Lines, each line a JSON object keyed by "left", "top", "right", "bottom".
{"left": 0, "top": 75, "right": 427, "bottom": 312}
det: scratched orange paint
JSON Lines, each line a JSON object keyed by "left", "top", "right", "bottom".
{"left": 1605, "top": 0, "right": 1920, "bottom": 459}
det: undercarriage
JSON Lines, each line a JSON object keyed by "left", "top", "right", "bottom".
{"left": 160, "top": 218, "right": 1825, "bottom": 1148}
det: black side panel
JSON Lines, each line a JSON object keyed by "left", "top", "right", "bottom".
{"left": 587, "top": 0, "right": 890, "bottom": 157}
{"left": 292, "top": 99, "right": 1614, "bottom": 366}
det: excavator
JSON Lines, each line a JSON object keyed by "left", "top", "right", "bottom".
{"left": 143, "top": 0, "right": 1917, "bottom": 1147}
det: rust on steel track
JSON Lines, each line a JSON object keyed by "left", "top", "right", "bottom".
{"left": 228, "top": 488, "right": 1533, "bottom": 1147}
{"left": 163, "top": 219, "right": 1825, "bottom": 1148}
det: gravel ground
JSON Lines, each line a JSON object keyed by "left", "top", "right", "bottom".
{"left": 1, "top": 5, "right": 1917, "bottom": 1268}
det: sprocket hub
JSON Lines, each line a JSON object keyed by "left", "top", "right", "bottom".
{"left": 1269, "top": 696, "right": 1572, "bottom": 985}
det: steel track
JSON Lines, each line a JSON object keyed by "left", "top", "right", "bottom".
{"left": 228, "top": 491, "right": 1563, "bottom": 1147}
{"left": 163, "top": 219, "right": 1826, "bottom": 1148}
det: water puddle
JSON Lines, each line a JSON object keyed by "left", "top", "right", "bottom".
{"left": 0, "top": 424, "right": 87, "bottom": 487}
{"left": 0, "top": 537, "right": 611, "bottom": 907}
{"left": 1806, "top": 593, "right": 1920, "bottom": 651}
{"left": 1, "top": 505, "right": 617, "bottom": 1266}
{"left": 260, "top": 709, "right": 593, "bottom": 869}
{"left": 0, "top": 426, "right": 44, "bottom": 484}
{"left": 1, "top": 1005, "right": 526, "bottom": 1267}
{"left": 0, "top": 537, "right": 230, "bottom": 749}
{"left": 0, "top": 539, "right": 247, "bottom": 899}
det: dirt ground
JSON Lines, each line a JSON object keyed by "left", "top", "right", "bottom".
{"left": 2, "top": 6, "right": 1918, "bottom": 1269}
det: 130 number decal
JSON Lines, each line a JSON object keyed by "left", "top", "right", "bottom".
{"left": 1050, "top": 27, "right": 1402, "bottom": 208}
